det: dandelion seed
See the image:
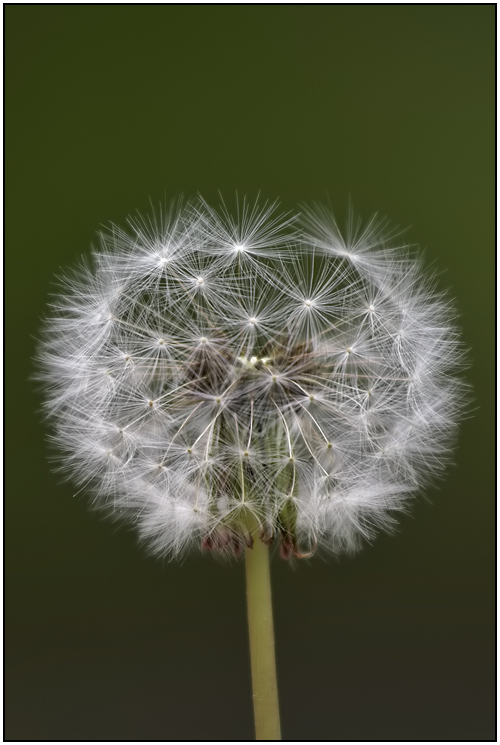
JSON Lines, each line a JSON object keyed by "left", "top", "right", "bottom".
{"left": 37, "top": 195, "right": 466, "bottom": 560}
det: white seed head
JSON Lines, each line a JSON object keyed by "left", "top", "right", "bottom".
{"left": 37, "top": 196, "right": 466, "bottom": 560}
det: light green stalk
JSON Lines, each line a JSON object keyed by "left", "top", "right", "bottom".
{"left": 245, "top": 513, "right": 281, "bottom": 741}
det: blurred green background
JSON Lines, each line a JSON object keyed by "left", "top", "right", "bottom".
{"left": 6, "top": 5, "right": 494, "bottom": 741}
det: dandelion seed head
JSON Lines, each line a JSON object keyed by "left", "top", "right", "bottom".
{"left": 37, "top": 196, "right": 466, "bottom": 560}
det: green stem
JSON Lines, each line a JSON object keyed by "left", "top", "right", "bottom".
{"left": 245, "top": 517, "right": 281, "bottom": 741}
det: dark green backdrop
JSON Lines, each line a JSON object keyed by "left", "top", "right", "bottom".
{"left": 6, "top": 5, "right": 495, "bottom": 741}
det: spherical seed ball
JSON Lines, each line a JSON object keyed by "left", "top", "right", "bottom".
{"left": 37, "top": 197, "right": 465, "bottom": 559}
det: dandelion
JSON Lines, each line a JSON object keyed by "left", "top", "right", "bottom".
{"left": 37, "top": 196, "right": 465, "bottom": 740}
